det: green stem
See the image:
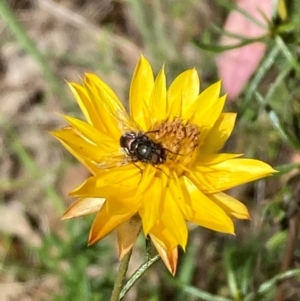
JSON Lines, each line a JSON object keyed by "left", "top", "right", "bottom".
{"left": 146, "top": 237, "right": 152, "bottom": 261}
{"left": 109, "top": 250, "right": 132, "bottom": 301}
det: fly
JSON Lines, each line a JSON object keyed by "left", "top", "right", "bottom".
{"left": 120, "top": 131, "right": 166, "bottom": 165}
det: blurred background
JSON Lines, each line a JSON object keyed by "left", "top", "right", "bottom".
{"left": 1, "top": 0, "right": 300, "bottom": 300}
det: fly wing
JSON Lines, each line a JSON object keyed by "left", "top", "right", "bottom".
{"left": 90, "top": 147, "right": 132, "bottom": 169}
{"left": 114, "top": 109, "right": 144, "bottom": 134}
{"left": 101, "top": 95, "right": 144, "bottom": 133}
{"left": 94, "top": 106, "right": 143, "bottom": 170}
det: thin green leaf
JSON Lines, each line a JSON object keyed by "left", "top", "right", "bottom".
{"left": 119, "top": 255, "right": 160, "bottom": 300}
{"left": 273, "top": 162, "right": 300, "bottom": 175}
{"left": 183, "top": 286, "right": 233, "bottom": 301}
{"left": 255, "top": 92, "right": 300, "bottom": 152}
{"left": 210, "top": 23, "right": 261, "bottom": 40}
{"left": 275, "top": 35, "right": 300, "bottom": 74}
{"left": 266, "top": 232, "right": 287, "bottom": 251}
{"left": 258, "top": 269, "right": 300, "bottom": 293}
{"left": 224, "top": 249, "right": 239, "bottom": 299}
{"left": 240, "top": 258, "right": 253, "bottom": 296}
{"left": 244, "top": 268, "right": 300, "bottom": 301}
{"left": 265, "top": 65, "right": 292, "bottom": 102}
{"left": 243, "top": 45, "right": 280, "bottom": 106}
{"left": 194, "top": 35, "right": 267, "bottom": 53}
{"left": 215, "top": 0, "right": 268, "bottom": 29}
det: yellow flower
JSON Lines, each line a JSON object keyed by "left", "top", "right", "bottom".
{"left": 52, "top": 56, "right": 275, "bottom": 275}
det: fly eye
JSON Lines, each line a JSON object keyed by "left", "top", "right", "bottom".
{"left": 120, "top": 136, "right": 127, "bottom": 148}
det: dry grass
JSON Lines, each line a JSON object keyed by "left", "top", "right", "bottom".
{"left": 1, "top": 0, "right": 300, "bottom": 300}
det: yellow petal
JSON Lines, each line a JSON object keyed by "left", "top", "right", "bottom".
{"left": 189, "top": 159, "right": 276, "bottom": 193}
{"left": 88, "top": 199, "right": 138, "bottom": 245}
{"left": 51, "top": 128, "right": 98, "bottom": 174}
{"left": 168, "top": 173, "right": 191, "bottom": 222}
{"left": 135, "top": 165, "right": 156, "bottom": 197}
{"left": 167, "top": 69, "right": 199, "bottom": 119}
{"left": 181, "top": 176, "right": 235, "bottom": 234}
{"left": 151, "top": 236, "right": 178, "bottom": 275}
{"left": 52, "top": 125, "right": 130, "bottom": 172}
{"left": 189, "top": 82, "right": 224, "bottom": 131}
{"left": 106, "top": 194, "right": 141, "bottom": 216}
{"left": 85, "top": 75, "right": 138, "bottom": 136}
{"left": 62, "top": 115, "right": 118, "bottom": 152}
{"left": 149, "top": 66, "right": 167, "bottom": 122}
{"left": 85, "top": 73, "right": 123, "bottom": 111}
{"left": 139, "top": 176, "right": 163, "bottom": 235}
{"left": 62, "top": 197, "right": 106, "bottom": 219}
{"left": 117, "top": 215, "right": 141, "bottom": 259}
{"left": 195, "top": 153, "right": 242, "bottom": 166}
{"left": 84, "top": 73, "right": 125, "bottom": 139}
{"left": 200, "top": 113, "right": 237, "bottom": 154}
{"left": 69, "top": 167, "right": 140, "bottom": 198}
{"left": 208, "top": 192, "right": 250, "bottom": 219}
{"left": 68, "top": 82, "right": 98, "bottom": 126}
{"left": 129, "top": 55, "right": 154, "bottom": 130}
{"left": 149, "top": 219, "right": 178, "bottom": 251}
{"left": 51, "top": 128, "right": 117, "bottom": 164}
{"left": 161, "top": 188, "right": 188, "bottom": 249}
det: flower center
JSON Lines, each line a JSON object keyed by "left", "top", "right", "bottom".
{"left": 149, "top": 118, "right": 200, "bottom": 167}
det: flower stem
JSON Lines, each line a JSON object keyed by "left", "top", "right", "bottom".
{"left": 109, "top": 250, "right": 132, "bottom": 301}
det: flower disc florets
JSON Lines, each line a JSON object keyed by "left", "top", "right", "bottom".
{"left": 149, "top": 118, "right": 200, "bottom": 167}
